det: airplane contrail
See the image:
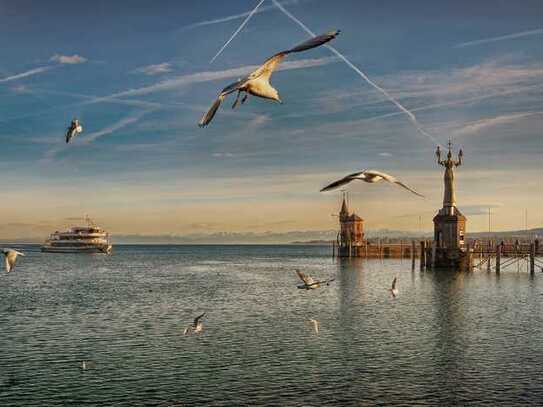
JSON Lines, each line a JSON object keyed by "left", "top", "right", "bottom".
{"left": 0, "top": 66, "right": 55, "bottom": 83}
{"left": 210, "top": 0, "right": 266, "bottom": 63}
{"left": 455, "top": 28, "right": 543, "bottom": 48}
{"left": 271, "top": 0, "right": 441, "bottom": 146}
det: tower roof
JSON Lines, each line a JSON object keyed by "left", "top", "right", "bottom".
{"left": 340, "top": 196, "right": 349, "bottom": 216}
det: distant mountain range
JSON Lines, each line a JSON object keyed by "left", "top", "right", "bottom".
{"left": 2, "top": 227, "right": 540, "bottom": 245}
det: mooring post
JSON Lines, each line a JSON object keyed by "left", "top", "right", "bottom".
{"left": 530, "top": 242, "right": 535, "bottom": 275}
{"left": 420, "top": 241, "right": 426, "bottom": 270}
{"left": 431, "top": 242, "right": 436, "bottom": 270}
{"left": 496, "top": 244, "right": 501, "bottom": 274}
{"left": 411, "top": 240, "right": 416, "bottom": 271}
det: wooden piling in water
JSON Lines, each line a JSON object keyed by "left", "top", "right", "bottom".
{"left": 431, "top": 242, "right": 436, "bottom": 270}
{"left": 530, "top": 242, "right": 535, "bottom": 275}
{"left": 411, "top": 240, "right": 416, "bottom": 271}
{"left": 496, "top": 244, "right": 501, "bottom": 274}
{"left": 420, "top": 241, "right": 426, "bottom": 270}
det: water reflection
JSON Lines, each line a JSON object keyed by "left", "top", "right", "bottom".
{"left": 1, "top": 246, "right": 542, "bottom": 405}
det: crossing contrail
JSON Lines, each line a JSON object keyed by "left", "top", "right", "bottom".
{"left": 210, "top": 0, "right": 266, "bottom": 63}
{"left": 271, "top": 0, "right": 440, "bottom": 146}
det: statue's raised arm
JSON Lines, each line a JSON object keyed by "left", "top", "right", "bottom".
{"left": 455, "top": 148, "right": 463, "bottom": 167}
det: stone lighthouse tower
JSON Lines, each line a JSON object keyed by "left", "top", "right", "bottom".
{"left": 433, "top": 141, "right": 466, "bottom": 249}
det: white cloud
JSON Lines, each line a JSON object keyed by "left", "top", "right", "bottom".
{"left": 455, "top": 28, "right": 543, "bottom": 48}
{"left": 212, "top": 152, "right": 235, "bottom": 158}
{"left": 132, "top": 63, "right": 173, "bottom": 76}
{"left": 453, "top": 112, "right": 543, "bottom": 137}
{"left": 50, "top": 54, "right": 88, "bottom": 64}
{"left": 87, "top": 56, "right": 337, "bottom": 103}
{"left": 310, "top": 58, "right": 543, "bottom": 129}
{"left": 82, "top": 110, "right": 153, "bottom": 144}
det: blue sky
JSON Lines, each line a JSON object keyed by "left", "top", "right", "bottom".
{"left": 1, "top": 0, "right": 543, "bottom": 239}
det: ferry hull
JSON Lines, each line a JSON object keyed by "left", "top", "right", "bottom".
{"left": 41, "top": 245, "right": 112, "bottom": 254}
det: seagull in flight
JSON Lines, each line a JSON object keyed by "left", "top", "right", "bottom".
{"left": 388, "top": 276, "right": 399, "bottom": 298}
{"left": 2, "top": 249, "right": 24, "bottom": 273}
{"left": 66, "top": 118, "right": 83, "bottom": 143}
{"left": 184, "top": 312, "right": 206, "bottom": 335}
{"left": 306, "top": 319, "right": 319, "bottom": 334}
{"left": 320, "top": 169, "right": 424, "bottom": 197}
{"left": 198, "top": 30, "right": 340, "bottom": 127}
{"left": 296, "top": 270, "right": 335, "bottom": 290}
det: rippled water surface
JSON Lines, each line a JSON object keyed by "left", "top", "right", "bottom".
{"left": 1, "top": 245, "right": 543, "bottom": 406}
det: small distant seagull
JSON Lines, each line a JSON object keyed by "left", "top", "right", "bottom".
{"left": 66, "top": 118, "right": 83, "bottom": 143}
{"left": 388, "top": 276, "right": 399, "bottom": 298}
{"left": 184, "top": 312, "right": 206, "bottom": 335}
{"left": 296, "top": 270, "right": 335, "bottom": 290}
{"left": 81, "top": 360, "right": 96, "bottom": 370}
{"left": 198, "top": 30, "right": 340, "bottom": 127}
{"left": 2, "top": 249, "right": 24, "bottom": 273}
{"left": 320, "top": 169, "right": 424, "bottom": 197}
{"left": 306, "top": 319, "right": 319, "bottom": 334}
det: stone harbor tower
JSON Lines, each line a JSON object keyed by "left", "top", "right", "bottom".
{"left": 337, "top": 194, "right": 365, "bottom": 257}
{"left": 429, "top": 141, "right": 471, "bottom": 270}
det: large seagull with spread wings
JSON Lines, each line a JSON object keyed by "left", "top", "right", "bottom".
{"left": 198, "top": 30, "right": 340, "bottom": 127}
{"left": 320, "top": 169, "right": 424, "bottom": 198}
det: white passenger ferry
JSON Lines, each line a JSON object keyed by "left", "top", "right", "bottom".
{"left": 41, "top": 217, "right": 112, "bottom": 254}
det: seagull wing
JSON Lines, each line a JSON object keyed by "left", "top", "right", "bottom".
{"left": 320, "top": 176, "right": 357, "bottom": 192}
{"left": 393, "top": 180, "right": 425, "bottom": 198}
{"left": 296, "top": 270, "right": 311, "bottom": 285}
{"left": 364, "top": 170, "right": 424, "bottom": 198}
{"left": 198, "top": 80, "right": 246, "bottom": 127}
{"left": 391, "top": 277, "right": 397, "bottom": 290}
{"left": 66, "top": 126, "right": 75, "bottom": 143}
{"left": 4, "top": 254, "right": 11, "bottom": 272}
{"left": 193, "top": 312, "right": 206, "bottom": 325}
{"left": 307, "top": 319, "right": 319, "bottom": 333}
{"left": 250, "top": 30, "right": 340, "bottom": 82}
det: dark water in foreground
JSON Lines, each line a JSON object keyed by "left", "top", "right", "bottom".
{"left": 1, "top": 245, "right": 543, "bottom": 406}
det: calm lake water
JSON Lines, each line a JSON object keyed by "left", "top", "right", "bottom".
{"left": 1, "top": 245, "right": 543, "bottom": 406}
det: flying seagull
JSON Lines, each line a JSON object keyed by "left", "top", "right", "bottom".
{"left": 184, "top": 312, "right": 206, "bottom": 335}
{"left": 66, "top": 118, "right": 83, "bottom": 143}
{"left": 296, "top": 270, "right": 335, "bottom": 290}
{"left": 2, "top": 249, "right": 24, "bottom": 273}
{"left": 320, "top": 169, "right": 424, "bottom": 197}
{"left": 306, "top": 319, "right": 319, "bottom": 334}
{"left": 198, "top": 30, "right": 340, "bottom": 127}
{"left": 388, "top": 276, "right": 399, "bottom": 298}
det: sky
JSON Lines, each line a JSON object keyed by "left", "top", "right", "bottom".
{"left": 0, "top": 0, "right": 543, "bottom": 240}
